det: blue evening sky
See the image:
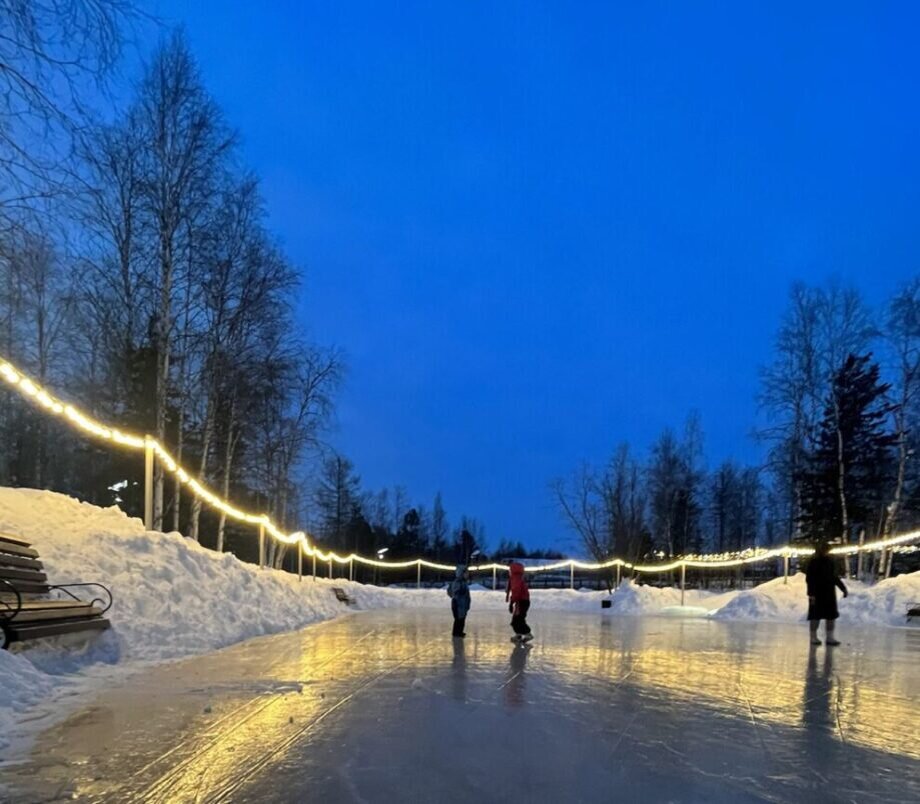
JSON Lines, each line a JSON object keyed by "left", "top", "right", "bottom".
{"left": 148, "top": 1, "right": 920, "bottom": 552}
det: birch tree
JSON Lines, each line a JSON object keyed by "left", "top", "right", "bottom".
{"left": 134, "top": 31, "right": 234, "bottom": 529}
{"left": 878, "top": 281, "right": 920, "bottom": 575}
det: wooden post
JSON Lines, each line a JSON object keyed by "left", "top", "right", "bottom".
{"left": 349, "top": 557, "right": 354, "bottom": 582}
{"left": 680, "top": 563, "right": 686, "bottom": 606}
{"left": 298, "top": 547, "right": 303, "bottom": 582}
{"left": 312, "top": 552, "right": 316, "bottom": 582}
{"left": 615, "top": 563, "right": 621, "bottom": 589}
{"left": 144, "top": 440, "right": 154, "bottom": 531}
{"left": 417, "top": 561, "right": 421, "bottom": 589}
{"left": 259, "top": 525, "right": 265, "bottom": 569}
{"left": 783, "top": 554, "right": 789, "bottom": 585}
{"left": 570, "top": 562, "right": 574, "bottom": 590}
{"left": 328, "top": 558, "right": 332, "bottom": 579}
{"left": 492, "top": 566, "right": 497, "bottom": 591}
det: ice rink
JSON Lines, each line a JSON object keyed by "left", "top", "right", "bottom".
{"left": 3, "top": 609, "right": 919, "bottom": 803}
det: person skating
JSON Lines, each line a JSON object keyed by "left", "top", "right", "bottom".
{"left": 447, "top": 565, "right": 471, "bottom": 638}
{"left": 506, "top": 561, "right": 533, "bottom": 643}
{"left": 806, "top": 541, "right": 848, "bottom": 647}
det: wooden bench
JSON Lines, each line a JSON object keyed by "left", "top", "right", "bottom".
{"left": 0, "top": 532, "right": 112, "bottom": 650}
{"left": 908, "top": 602, "right": 920, "bottom": 623}
{"left": 332, "top": 586, "right": 356, "bottom": 606}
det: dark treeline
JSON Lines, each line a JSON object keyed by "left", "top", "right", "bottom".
{"left": 553, "top": 280, "right": 920, "bottom": 578}
{"left": 310, "top": 455, "right": 564, "bottom": 567}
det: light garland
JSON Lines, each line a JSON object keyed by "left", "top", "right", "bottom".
{"left": 2, "top": 354, "right": 919, "bottom": 577}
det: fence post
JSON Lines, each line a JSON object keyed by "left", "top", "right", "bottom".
{"left": 783, "top": 554, "right": 789, "bottom": 585}
{"left": 570, "top": 562, "right": 574, "bottom": 590}
{"left": 349, "top": 557, "right": 354, "bottom": 582}
{"left": 298, "top": 547, "right": 303, "bottom": 582}
{"left": 615, "top": 563, "right": 621, "bottom": 589}
{"left": 312, "top": 552, "right": 316, "bottom": 582}
{"left": 680, "top": 563, "right": 686, "bottom": 606}
{"left": 417, "top": 561, "right": 421, "bottom": 589}
{"left": 259, "top": 524, "right": 265, "bottom": 569}
{"left": 492, "top": 565, "right": 497, "bottom": 591}
{"left": 328, "top": 558, "right": 332, "bottom": 579}
{"left": 144, "top": 439, "right": 154, "bottom": 531}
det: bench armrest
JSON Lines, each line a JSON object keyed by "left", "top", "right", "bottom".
{"left": 0, "top": 577, "right": 23, "bottom": 621}
{"left": 49, "top": 582, "right": 114, "bottom": 615}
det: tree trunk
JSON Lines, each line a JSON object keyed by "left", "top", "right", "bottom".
{"left": 856, "top": 528, "right": 865, "bottom": 580}
{"left": 881, "top": 395, "right": 909, "bottom": 581}
{"left": 187, "top": 397, "right": 216, "bottom": 542}
{"left": 153, "top": 242, "right": 173, "bottom": 531}
{"left": 173, "top": 407, "right": 184, "bottom": 533}
{"left": 215, "top": 412, "right": 239, "bottom": 554}
{"left": 832, "top": 396, "right": 850, "bottom": 577}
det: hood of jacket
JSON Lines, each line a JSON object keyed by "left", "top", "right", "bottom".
{"left": 509, "top": 562, "right": 525, "bottom": 577}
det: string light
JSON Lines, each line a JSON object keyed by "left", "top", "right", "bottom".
{"left": 2, "top": 354, "right": 919, "bottom": 577}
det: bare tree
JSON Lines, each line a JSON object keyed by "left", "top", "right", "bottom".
{"left": 0, "top": 0, "right": 133, "bottom": 229}
{"left": 430, "top": 491, "right": 449, "bottom": 561}
{"left": 133, "top": 31, "right": 234, "bottom": 528}
{"left": 0, "top": 229, "right": 73, "bottom": 484}
{"left": 759, "top": 283, "right": 822, "bottom": 541}
{"left": 760, "top": 281, "right": 874, "bottom": 542}
{"left": 879, "top": 280, "right": 920, "bottom": 575}
{"left": 550, "top": 463, "right": 607, "bottom": 561}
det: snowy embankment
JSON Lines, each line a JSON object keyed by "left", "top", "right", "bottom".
{"left": 0, "top": 488, "right": 596, "bottom": 750}
{"left": 1, "top": 487, "right": 918, "bottom": 753}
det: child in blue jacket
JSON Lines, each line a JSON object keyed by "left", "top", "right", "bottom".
{"left": 447, "top": 566, "right": 471, "bottom": 638}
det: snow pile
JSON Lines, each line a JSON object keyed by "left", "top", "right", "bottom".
{"left": 606, "top": 581, "right": 718, "bottom": 615}
{"left": 709, "top": 572, "right": 920, "bottom": 626}
{"left": 709, "top": 575, "right": 811, "bottom": 622}
{"left": 0, "top": 649, "right": 54, "bottom": 748}
{"left": 839, "top": 573, "right": 920, "bottom": 626}
{"left": 0, "top": 488, "right": 380, "bottom": 667}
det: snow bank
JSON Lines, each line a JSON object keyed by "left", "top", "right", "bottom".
{"left": 605, "top": 581, "right": 720, "bottom": 615}
{"left": 0, "top": 649, "right": 53, "bottom": 747}
{"left": 837, "top": 573, "right": 920, "bottom": 627}
{"left": 709, "top": 572, "right": 920, "bottom": 626}
{"left": 0, "top": 488, "right": 383, "bottom": 668}
{"left": 709, "top": 575, "right": 810, "bottom": 622}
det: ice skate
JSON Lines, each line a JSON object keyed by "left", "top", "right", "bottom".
{"left": 810, "top": 638, "right": 822, "bottom": 646}
{"left": 521, "top": 633, "right": 534, "bottom": 643}
{"left": 826, "top": 638, "right": 841, "bottom": 646}
{"left": 510, "top": 634, "right": 522, "bottom": 643}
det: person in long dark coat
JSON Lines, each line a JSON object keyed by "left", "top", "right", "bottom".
{"left": 805, "top": 541, "right": 848, "bottom": 646}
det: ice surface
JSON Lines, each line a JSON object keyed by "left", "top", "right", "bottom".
{"left": 2, "top": 484, "right": 920, "bottom": 768}
{"left": 1, "top": 610, "right": 918, "bottom": 803}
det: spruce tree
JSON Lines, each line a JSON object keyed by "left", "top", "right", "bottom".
{"left": 800, "top": 354, "right": 897, "bottom": 542}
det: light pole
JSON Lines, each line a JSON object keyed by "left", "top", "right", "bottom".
{"left": 376, "top": 547, "right": 388, "bottom": 586}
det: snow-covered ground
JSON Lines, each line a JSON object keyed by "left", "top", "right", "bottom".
{"left": 1, "top": 487, "right": 918, "bottom": 757}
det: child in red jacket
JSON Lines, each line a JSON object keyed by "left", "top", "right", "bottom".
{"left": 506, "top": 562, "right": 533, "bottom": 643}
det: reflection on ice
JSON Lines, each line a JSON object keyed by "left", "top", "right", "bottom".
{"left": 2, "top": 609, "right": 918, "bottom": 803}
{"left": 501, "top": 643, "right": 530, "bottom": 708}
